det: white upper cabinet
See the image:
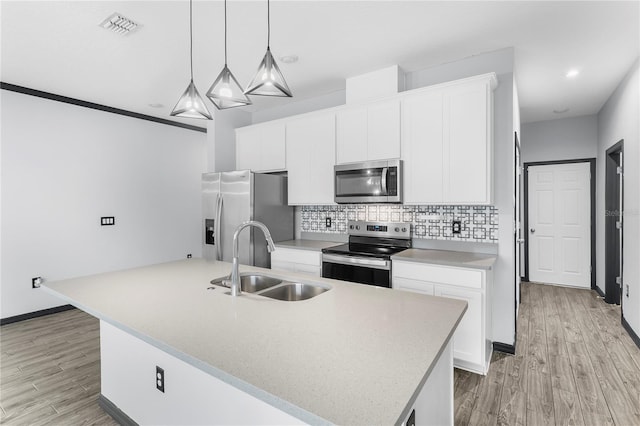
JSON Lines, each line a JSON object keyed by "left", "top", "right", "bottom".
{"left": 401, "top": 74, "right": 496, "bottom": 205}
{"left": 336, "top": 107, "right": 367, "bottom": 164}
{"left": 401, "top": 90, "right": 444, "bottom": 204}
{"left": 336, "top": 99, "right": 400, "bottom": 164}
{"left": 286, "top": 113, "right": 336, "bottom": 205}
{"left": 445, "top": 81, "right": 492, "bottom": 204}
{"left": 235, "top": 122, "right": 286, "bottom": 172}
{"left": 368, "top": 99, "right": 401, "bottom": 160}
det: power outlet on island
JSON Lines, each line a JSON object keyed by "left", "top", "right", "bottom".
{"left": 156, "top": 366, "right": 165, "bottom": 393}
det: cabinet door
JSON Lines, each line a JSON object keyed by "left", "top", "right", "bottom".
{"left": 401, "top": 91, "right": 444, "bottom": 204}
{"left": 235, "top": 126, "right": 262, "bottom": 171}
{"left": 434, "top": 286, "right": 483, "bottom": 365}
{"left": 368, "top": 99, "right": 400, "bottom": 160}
{"left": 336, "top": 107, "right": 367, "bottom": 164}
{"left": 444, "top": 82, "right": 490, "bottom": 204}
{"left": 260, "top": 123, "right": 286, "bottom": 171}
{"left": 286, "top": 114, "right": 336, "bottom": 205}
{"left": 235, "top": 122, "right": 285, "bottom": 172}
{"left": 393, "top": 277, "right": 435, "bottom": 295}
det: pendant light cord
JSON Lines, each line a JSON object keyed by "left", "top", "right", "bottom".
{"left": 224, "top": 0, "right": 228, "bottom": 65}
{"left": 267, "top": 0, "right": 270, "bottom": 48}
{"left": 189, "top": 0, "right": 194, "bottom": 81}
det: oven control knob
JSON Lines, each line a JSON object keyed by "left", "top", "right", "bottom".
{"left": 355, "top": 225, "right": 360, "bottom": 230}
{"left": 401, "top": 227, "right": 407, "bottom": 232}
{"left": 349, "top": 225, "right": 354, "bottom": 230}
{"left": 394, "top": 227, "right": 400, "bottom": 232}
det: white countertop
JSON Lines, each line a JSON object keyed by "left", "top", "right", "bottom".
{"left": 42, "top": 258, "right": 466, "bottom": 425}
{"left": 275, "top": 239, "right": 340, "bottom": 252}
{"left": 392, "top": 249, "right": 497, "bottom": 270}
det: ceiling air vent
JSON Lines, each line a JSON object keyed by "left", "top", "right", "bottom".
{"left": 99, "top": 12, "right": 140, "bottom": 35}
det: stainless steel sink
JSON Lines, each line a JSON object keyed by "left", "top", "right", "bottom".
{"left": 210, "top": 274, "right": 282, "bottom": 293}
{"left": 209, "top": 274, "right": 330, "bottom": 301}
{"left": 259, "top": 282, "right": 330, "bottom": 301}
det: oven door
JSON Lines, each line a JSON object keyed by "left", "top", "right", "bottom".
{"left": 321, "top": 254, "right": 391, "bottom": 288}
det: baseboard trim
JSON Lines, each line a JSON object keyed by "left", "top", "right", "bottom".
{"left": 0, "top": 304, "right": 76, "bottom": 325}
{"left": 493, "top": 341, "right": 516, "bottom": 355}
{"left": 622, "top": 316, "right": 640, "bottom": 349}
{"left": 594, "top": 285, "right": 606, "bottom": 298}
{"left": 99, "top": 394, "right": 138, "bottom": 426}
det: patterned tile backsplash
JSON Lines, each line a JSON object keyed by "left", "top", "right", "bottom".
{"left": 300, "top": 205, "right": 499, "bottom": 243}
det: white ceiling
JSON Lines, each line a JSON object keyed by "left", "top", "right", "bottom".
{"left": 1, "top": 1, "right": 638, "bottom": 127}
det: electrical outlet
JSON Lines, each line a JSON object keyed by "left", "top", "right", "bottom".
{"left": 156, "top": 366, "right": 165, "bottom": 393}
{"left": 32, "top": 277, "right": 43, "bottom": 288}
{"left": 100, "top": 216, "right": 115, "bottom": 226}
{"left": 187, "top": 253, "right": 192, "bottom": 259}
{"left": 452, "top": 220, "right": 462, "bottom": 234}
{"left": 407, "top": 409, "right": 416, "bottom": 426}
{"left": 325, "top": 217, "right": 332, "bottom": 228}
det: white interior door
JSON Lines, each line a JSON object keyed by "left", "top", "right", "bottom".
{"left": 528, "top": 162, "right": 591, "bottom": 288}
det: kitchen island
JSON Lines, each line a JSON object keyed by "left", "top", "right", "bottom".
{"left": 42, "top": 258, "right": 466, "bottom": 425}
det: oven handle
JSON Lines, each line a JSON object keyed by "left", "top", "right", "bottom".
{"left": 381, "top": 167, "right": 388, "bottom": 195}
{"left": 322, "top": 254, "right": 390, "bottom": 270}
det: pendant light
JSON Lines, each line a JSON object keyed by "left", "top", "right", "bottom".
{"left": 170, "top": 0, "right": 212, "bottom": 120}
{"left": 245, "top": 0, "right": 292, "bottom": 97}
{"left": 206, "top": 0, "right": 252, "bottom": 109}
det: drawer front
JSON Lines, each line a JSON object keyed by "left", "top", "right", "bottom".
{"left": 393, "top": 261, "right": 484, "bottom": 289}
{"left": 272, "top": 248, "right": 321, "bottom": 266}
{"left": 393, "top": 277, "right": 435, "bottom": 295}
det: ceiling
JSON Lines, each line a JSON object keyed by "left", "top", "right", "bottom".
{"left": 1, "top": 1, "right": 638, "bottom": 127}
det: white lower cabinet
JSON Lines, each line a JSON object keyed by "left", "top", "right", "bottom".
{"left": 392, "top": 260, "right": 492, "bottom": 375}
{"left": 271, "top": 248, "right": 322, "bottom": 277}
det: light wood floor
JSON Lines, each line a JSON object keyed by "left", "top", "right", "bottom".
{"left": 455, "top": 282, "right": 640, "bottom": 426}
{"left": 1, "top": 282, "right": 639, "bottom": 425}
{"left": 0, "top": 309, "right": 116, "bottom": 425}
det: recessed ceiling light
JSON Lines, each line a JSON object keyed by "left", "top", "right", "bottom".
{"left": 149, "top": 103, "right": 164, "bottom": 108}
{"left": 100, "top": 12, "right": 140, "bottom": 36}
{"left": 553, "top": 107, "right": 570, "bottom": 114}
{"left": 279, "top": 54, "right": 299, "bottom": 64}
{"left": 565, "top": 69, "right": 580, "bottom": 79}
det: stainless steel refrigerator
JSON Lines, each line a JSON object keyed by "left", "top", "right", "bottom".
{"left": 202, "top": 170, "right": 293, "bottom": 267}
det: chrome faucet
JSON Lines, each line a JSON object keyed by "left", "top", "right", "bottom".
{"left": 228, "top": 220, "right": 276, "bottom": 296}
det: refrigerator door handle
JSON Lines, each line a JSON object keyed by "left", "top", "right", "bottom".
{"left": 215, "top": 194, "right": 223, "bottom": 261}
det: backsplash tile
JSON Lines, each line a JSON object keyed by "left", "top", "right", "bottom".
{"left": 300, "top": 205, "right": 498, "bottom": 243}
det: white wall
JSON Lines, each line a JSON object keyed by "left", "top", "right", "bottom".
{"left": 596, "top": 57, "right": 640, "bottom": 338}
{"left": 521, "top": 115, "right": 598, "bottom": 163}
{"left": 0, "top": 90, "right": 207, "bottom": 319}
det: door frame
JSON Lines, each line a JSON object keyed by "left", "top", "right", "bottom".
{"left": 605, "top": 140, "right": 624, "bottom": 305}
{"left": 523, "top": 158, "right": 596, "bottom": 288}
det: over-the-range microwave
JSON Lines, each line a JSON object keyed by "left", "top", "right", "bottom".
{"left": 334, "top": 159, "right": 402, "bottom": 204}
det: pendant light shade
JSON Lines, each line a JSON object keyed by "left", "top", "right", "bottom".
{"left": 171, "top": 0, "right": 212, "bottom": 120}
{"left": 245, "top": 47, "right": 292, "bottom": 97}
{"left": 245, "top": 0, "right": 292, "bottom": 97}
{"left": 171, "top": 80, "right": 212, "bottom": 119}
{"left": 206, "top": 0, "right": 251, "bottom": 109}
{"left": 207, "top": 65, "right": 252, "bottom": 109}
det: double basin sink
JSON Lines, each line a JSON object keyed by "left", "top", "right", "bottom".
{"left": 210, "top": 273, "right": 330, "bottom": 301}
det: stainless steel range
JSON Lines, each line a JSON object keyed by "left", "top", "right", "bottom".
{"left": 321, "top": 220, "right": 411, "bottom": 288}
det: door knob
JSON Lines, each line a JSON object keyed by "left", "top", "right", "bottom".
{"left": 530, "top": 228, "right": 536, "bottom": 233}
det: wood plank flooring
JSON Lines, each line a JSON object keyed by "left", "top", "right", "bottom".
{"left": 456, "top": 282, "right": 640, "bottom": 426}
{"left": 1, "top": 282, "right": 639, "bottom": 425}
{"left": 0, "top": 309, "right": 116, "bottom": 425}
